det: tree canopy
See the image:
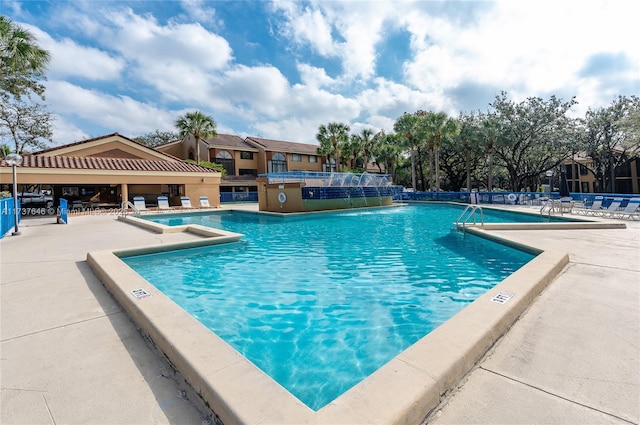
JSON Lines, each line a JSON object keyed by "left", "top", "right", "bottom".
{"left": 175, "top": 111, "right": 217, "bottom": 165}
{"left": 316, "top": 93, "right": 637, "bottom": 194}
{"left": 0, "top": 16, "right": 52, "bottom": 154}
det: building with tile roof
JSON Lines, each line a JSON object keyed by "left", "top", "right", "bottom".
{"left": 156, "top": 134, "right": 332, "bottom": 195}
{"left": 0, "top": 133, "right": 222, "bottom": 210}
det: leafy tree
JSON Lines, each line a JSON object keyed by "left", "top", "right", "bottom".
{"left": 577, "top": 95, "right": 640, "bottom": 192}
{"left": 440, "top": 112, "right": 484, "bottom": 191}
{"left": 487, "top": 92, "right": 578, "bottom": 191}
{"left": 316, "top": 122, "right": 350, "bottom": 173}
{"left": 0, "top": 16, "right": 51, "bottom": 100}
{"left": 175, "top": 111, "right": 217, "bottom": 165}
{"left": 135, "top": 129, "right": 180, "bottom": 148}
{"left": 185, "top": 159, "right": 226, "bottom": 175}
{"left": 0, "top": 16, "right": 52, "bottom": 153}
{"left": 345, "top": 128, "right": 375, "bottom": 171}
{"left": 419, "top": 111, "right": 460, "bottom": 191}
{"left": 393, "top": 112, "right": 422, "bottom": 190}
{"left": 371, "top": 130, "right": 402, "bottom": 180}
{"left": 345, "top": 133, "right": 364, "bottom": 171}
{"left": 0, "top": 98, "right": 52, "bottom": 153}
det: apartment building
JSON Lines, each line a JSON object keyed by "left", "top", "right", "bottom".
{"left": 157, "top": 135, "right": 331, "bottom": 195}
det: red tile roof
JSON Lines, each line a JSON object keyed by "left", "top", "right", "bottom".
{"left": 245, "top": 137, "right": 320, "bottom": 155}
{"left": 33, "top": 132, "right": 149, "bottom": 155}
{"left": 205, "top": 134, "right": 258, "bottom": 150}
{"left": 1, "top": 154, "right": 219, "bottom": 173}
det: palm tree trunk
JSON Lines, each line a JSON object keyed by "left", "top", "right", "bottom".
{"left": 410, "top": 145, "right": 416, "bottom": 190}
{"left": 435, "top": 148, "right": 440, "bottom": 191}
{"left": 465, "top": 140, "right": 471, "bottom": 191}
{"left": 195, "top": 136, "right": 200, "bottom": 165}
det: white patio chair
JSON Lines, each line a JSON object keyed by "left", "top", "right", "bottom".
{"left": 601, "top": 197, "right": 624, "bottom": 218}
{"left": 133, "top": 196, "right": 147, "bottom": 210}
{"left": 199, "top": 196, "right": 211, "bottom": 208}
{"left": 573, "top": 196, "right": 604, "bottom": 216}
{"left": 180, "top": 196, "right": 194, "bottom": 208}
{"left": 613, "top": 198, "right": 640, "bottom": 220}
{"left": 157, "top": 196, "right": 171, "bottom": 210}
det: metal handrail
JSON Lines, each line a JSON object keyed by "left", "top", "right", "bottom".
{"left": 456, "top": 205, "right": 484, "bottom": 230}
{"left": 120, "top": 201, "right": 140, "bottom": 217}
{"left": 539, "top": 199, "right": 555, "bottom": 217}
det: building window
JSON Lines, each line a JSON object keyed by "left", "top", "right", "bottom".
{"left": 268, "top": 152, "right": 287, "bottom": 173}
{"left": 240, "top": 151, "right": 253, "bottom": 160}
{"left": 239, "top": 168, "right": 257, "bottom": 176}
{"left": 580, "top": 164, "right": 588, "bottom": 175}
{"left": 291, "top": 153, "right": 301, "bottom": 162}
{"left": 565, "top": 165, "right": 573, "bottom": 179}
{"left": 308, "top": 155, "right": 317, "bottom": 163}
{"left": 215, "top": 150, "right": 235, "bottom": 176}
{"left": 323, "top": 157, "right": 336, "bottom": 173}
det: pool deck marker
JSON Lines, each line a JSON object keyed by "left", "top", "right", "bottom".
{"left": 132, "top": 288, "right": 151, "bottom": 300}
{"left": 491, "top": 291, "right": 514, "bottom": 304}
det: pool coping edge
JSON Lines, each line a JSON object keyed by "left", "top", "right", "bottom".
{"left": 88, "top": 215, "right": 570, "bottom": 425}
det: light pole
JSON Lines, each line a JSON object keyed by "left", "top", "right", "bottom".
{"left": 545, "top": 170, "right": 553, "bottom": 197}
{"left": 6, "top": 153, "right": 23, "bottom": 236}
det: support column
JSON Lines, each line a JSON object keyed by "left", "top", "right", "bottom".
{"left": 121, "top": 183, "right": 129, "bottom": 207}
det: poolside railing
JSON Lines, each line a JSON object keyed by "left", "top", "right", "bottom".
{"left": 399, "top": 191, "right": 639, "bottom": 208}
{"left": 220, "top": 192, "right": 259, "bottom": 203}
{"left": 0, "top": 197, "right": 20, "bottom": 239}
{"left": 259, "top": 171, "right": 393, "bottom": 187}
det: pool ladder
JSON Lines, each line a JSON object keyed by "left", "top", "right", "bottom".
{"left": 456, "top": 205, "right": 484, "bottom": 230}
{"left": 120, "top": 201, "right": 140, "bottom": 217}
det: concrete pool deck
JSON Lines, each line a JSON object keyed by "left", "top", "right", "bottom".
{"left": 1, "top": 204, "right": 639, "bottom": 424}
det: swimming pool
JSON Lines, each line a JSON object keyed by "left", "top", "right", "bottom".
{"left": 123, "top": 204, "right": 536, "bottom": 410}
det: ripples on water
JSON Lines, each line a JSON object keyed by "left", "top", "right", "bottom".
{"left": 124, "top": 204, "right": 535, "bottom": 410}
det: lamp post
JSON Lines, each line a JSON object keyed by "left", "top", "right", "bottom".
{"left": 545, "top": 170, "right": 553, "bottom": 197}
{"left": 6, "top": 153, "right": 23, "bottom": 236}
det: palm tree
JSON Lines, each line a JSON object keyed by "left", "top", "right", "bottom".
{"left": 422, "top": 112, "right": 460, "bottom": 191}
{"left": 316, "top": 122, "right": 350, "bottom": 172}
{"left": 174, "top": 111, "right": 217, "bottom": 165}
{"left": 358, "top": 128, "right": 375, "bottom": 171}
{"left": 346, "top": 133, "right": 364, "bottom": 170}
{"left": 393, "top": 112, "right": 421, "bottom": 190}
{"left": 372, "top": 131, "right": 402, "bottom": 180}
{"left": 0, "top": 16, "right": 51, "bottom": 99}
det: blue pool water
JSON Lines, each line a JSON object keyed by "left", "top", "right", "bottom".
{"left": 123, "top": 204, "right": 536, "bottom": 410}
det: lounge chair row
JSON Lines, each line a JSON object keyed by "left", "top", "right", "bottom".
{"left": 573, "top": 196, "right": 640, "bottom": 219}
{"left": 132, "top": 196, "right": 213, "bottom": 211}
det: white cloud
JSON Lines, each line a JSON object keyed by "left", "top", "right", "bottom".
{"left": 274, "top": 1, "right": 336, "bottom": 57}
{"left": 297, "top": 63, "right": 336, "bottom": 88}
{"left": 27, "top": 26, "right": 125, "bottom": 81}
{"left": 179, "top": 0, "right": 219, "bottom": 26}
{"left": 220, "top": 65, "right": 289, "bottom": 113}
{"left": 46, "top": 81, "right": 177, "bottom": 138}
{"left": 6, "top": 0, "right": 638, "bottom": 147}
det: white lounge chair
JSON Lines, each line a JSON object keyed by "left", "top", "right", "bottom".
{"left": 133, "top": 196, "right": 147, "bottom": 210}
{"left": 559, "top": 197, "right": 574, "bottom": 214}
{"left": 180, "top": 196, "right": 194, "bottom": 208}
{"left": 613, "top": 198, "right": 640, "bottom": 220}
{"left": 601, "top": 197, "right": 624, "bottom": 218}
{"left": 157, "top": 196, "right": 171, "bottom": 210}
{"left": 199, "top": 196, "right": 211, "bottom": 208}
{"left": 574, "top": 196, "right": 604, "bottom": 216}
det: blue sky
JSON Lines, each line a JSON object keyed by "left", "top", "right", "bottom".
{"left": 3, "top": 0, "right": 638, "bottom": 147}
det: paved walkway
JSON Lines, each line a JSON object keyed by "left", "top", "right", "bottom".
{"left": 428, "top": 208, "right": 640, "bottom": 425}
{"left": 1, "top": 206, "right": 639, "bottom": 424}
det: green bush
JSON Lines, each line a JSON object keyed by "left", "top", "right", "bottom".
{"left": 186, "top": 160, "right": 226, "bottom": 176}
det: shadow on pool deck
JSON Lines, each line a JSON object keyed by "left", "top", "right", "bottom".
{"left": 1, "top": 204, "right": 639, "bottom": 424}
